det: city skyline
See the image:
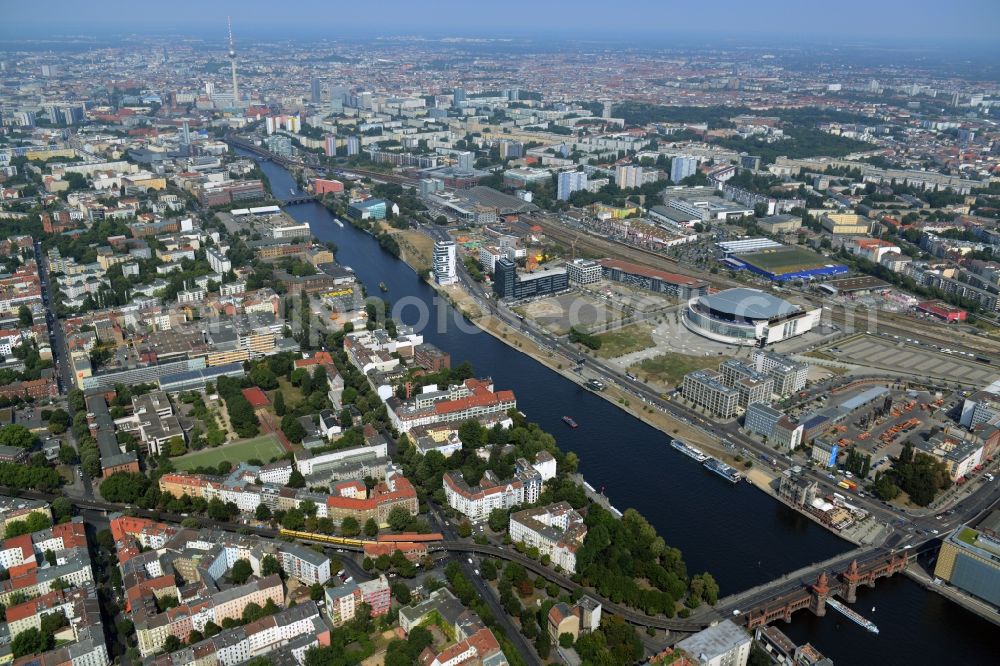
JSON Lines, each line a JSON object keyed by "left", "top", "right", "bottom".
{"left": 3, "top": 0, "right": 1000, "bottom": 47}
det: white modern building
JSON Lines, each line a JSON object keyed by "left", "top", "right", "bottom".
{"left": 433, "top": 240, "right": 457, "bottom": 285}
{"left": 566, "top": 258, "right": 603, "bottom": 285}
{"left": 207, "top": 246, "right": 232, "bottom": 274}
{"left": 684, "top": 288, "right": 821, "bottom": 346}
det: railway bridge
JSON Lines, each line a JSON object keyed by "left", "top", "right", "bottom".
{"left": 740, "top": 551, "right": 910, "bottom": 629}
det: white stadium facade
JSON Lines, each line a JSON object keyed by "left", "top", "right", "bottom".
{"left": 683, "top": 288, "right": 821, "bottom": 346}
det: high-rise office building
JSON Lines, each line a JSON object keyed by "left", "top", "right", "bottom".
{"left": 329, "top": 86, "right": 347, "bottom": 112}
{"left": 433, "top": 241, "right": 457, "bottom": 285}
{"left": 346, "top": 136, "right": 360, "bottom": 156}
{"left": 557, "top": 171, "right": 587, "bottom": 200}
{"left": 325, "top": 136, "right": 337, "bottom": 157}
{"left": 456, "top": 151, "right": 474, "bottom": 173}
{"left": 615, "top": 165, "right": 642, "bottom": 189}
{"left": 506, "top": 88, "right": 520, "bottom": 102}
{"left": 452, "top": 87, "right": 466, "bottom": 108}
{"left": 671, "top": 156, "right": 698, "bottom": 183}
{"left": 602, "top": 101, "right": 612, "bottom": 118}
{"left": 310, "top": 77, "right": 322, "bottom": 104}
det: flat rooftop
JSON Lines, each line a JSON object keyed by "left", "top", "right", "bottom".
{"left": 699, "top": 288, "right": 799, "bottom": 320}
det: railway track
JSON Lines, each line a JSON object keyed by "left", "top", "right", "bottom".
{"left": 828, "top": 308, "right": 1000, "bottom": 359}
{"left": 532, "top": 216, "right": 739, "bottom": 290}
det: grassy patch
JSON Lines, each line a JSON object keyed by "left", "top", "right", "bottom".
{"left": 630, "top": 352, "right": 730, "bottom": 389}
{"left": 174, "top": 434, "right": 284, "bottom": 470}
{"left": 956, "top": 527, "right": 978, "bottom": 545}
{"left": 594, "top": 323, "right": 655, "bottom": 359}
{"left": 277, "top": 377, "right": 305, "bottom": 409}
{"left": 395, "top": 230, "right": 435, "bottom": 273}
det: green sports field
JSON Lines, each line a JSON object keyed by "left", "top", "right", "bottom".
{"left": 740, "top": 247, "right": 830, "bottom": 275}
{"left": 173, "top": 434, "right": 284, "bottom": 471}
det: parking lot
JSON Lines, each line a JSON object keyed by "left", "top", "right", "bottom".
{"left": 823, "top": 334, "right": 996, "bottom": 386}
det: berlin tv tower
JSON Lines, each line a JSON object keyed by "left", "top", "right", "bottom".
{"left": 227, "top": 17, "right": 239, "bottom": 108}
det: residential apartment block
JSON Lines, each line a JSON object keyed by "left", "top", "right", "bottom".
{"left": 508, "top": 502, "right": 587, "bottom": 573}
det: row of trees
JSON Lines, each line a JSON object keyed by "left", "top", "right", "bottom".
{"left": 0, "top": 460, "right": 63, "bottom": 491}
{"left": 216, "top": 375, "right": 260, "bottom": 438}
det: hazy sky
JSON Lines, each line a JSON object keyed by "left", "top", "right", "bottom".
{"left": 4, "top": 0, "right": 1000, "bottom": 45}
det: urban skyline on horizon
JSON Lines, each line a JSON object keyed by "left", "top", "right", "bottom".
{"left": 3, "top": 0, "right": 1000, "bottom": 47}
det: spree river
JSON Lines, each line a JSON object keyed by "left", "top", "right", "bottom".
{"left": 253, "top": 156, "right": 998, "bottom": 664}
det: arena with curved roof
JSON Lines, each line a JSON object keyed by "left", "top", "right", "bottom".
{"left": 683, "top": 288, "right": 821, "bottom": 346}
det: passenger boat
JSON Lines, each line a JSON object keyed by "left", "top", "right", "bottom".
{"left": 670, "top": 439, "right": 709, "bottom": 462}
{"left": 379, "top": 282, "right": 389, "bottom": 292}
{"left": 826, "top": 598, "right": 879, "bottom": 634}
{"left": 562, "top": 416, "right": 578, "bottom": 428}
{"left": 703, "top": 457, "right": 743, "bottom": 483}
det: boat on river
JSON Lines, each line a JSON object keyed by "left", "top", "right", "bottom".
{"left": 671, "top": 439, "right": 709, "bottom": 462}
{"left": 703, "top": 457, "right": 742, "bottom": 483}
{"left": 827, "top": 598, "right": 879, "bottom": 634}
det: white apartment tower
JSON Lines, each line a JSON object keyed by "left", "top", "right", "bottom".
{"left": 433, "top": 240, "right": 457, "bottom": 285}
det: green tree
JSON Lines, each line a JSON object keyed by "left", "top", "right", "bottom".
{"left": 4, "top": 512, "right": 52, "bottom": 538}
{"left": 187, "top": 630, "right": 204, "bottom": 645}
{"left": 273, "top": 391, "right": 286, "bottom": 416}
{"left": 280, "top": 415, "right": 307, "bottom": 443}
{"left": 250, "top": 364, "right": 278, "bottom": 390}
{"left": 99, "top": 472, "right": 150, "bottom": 504}
{"left": 281, "top": 508, "right": 305, "bottom": 531}
{"left": 457, "top": 521, "right": 472, "bottom": 538}
{"left": 255, "top": 504, "right": 272, "bottom": 521}
{"left": 340, "top": 516, "right": 360, "bottom": 537}
{"left": 39, "top": 610, "right": 67, "bottom": 634}
{"left": 0, "top": 424, "right": 37, "bottom": 449}
{"left": 287, "top": 469, "right": 305, "bottom": 488}
{"left": 488, "top": 508, "right": 508, "bottom": 533}
{"left": 57, "top": 444, "right": 78, "bottom": 464}
{"left": 230, "top": 558, "right": 253, "bottom": 584}
{"left": 391, "top": 582, "right": 411, "bottom": 604}
{"left": 162, "top": 635, "right": 182, "bottom": 653}
{"left": 47, "top": 409, "right": 71, "bottom": 434}
{"left": 51, "top": 497, "right": 73, "bottom": 523}
{"left": 17, "top": 305, "right": 33, "bottom": 327}
{"left": 310, "top": 583, "right": 325, "bottom": 602}
{"left": 12, "top": 627, "right": 51, "bottom": 658}
{"left": 261, "top": 554, "right": 283, "bottom": 578}
{"left": 167, "top": 436, "right": 187, "bottom": 457}
{"left": 559, "top": 633, "right": 575, "bottom": 649}
{"left": 386, "top": 506, "right": 412, "bottom": 531}
{"left": 364, "top": 518, "right": 379, "bottom": 537}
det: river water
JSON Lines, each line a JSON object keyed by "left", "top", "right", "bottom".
{"left": 252, "top": 155, "right": 998, "bottom": 664}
